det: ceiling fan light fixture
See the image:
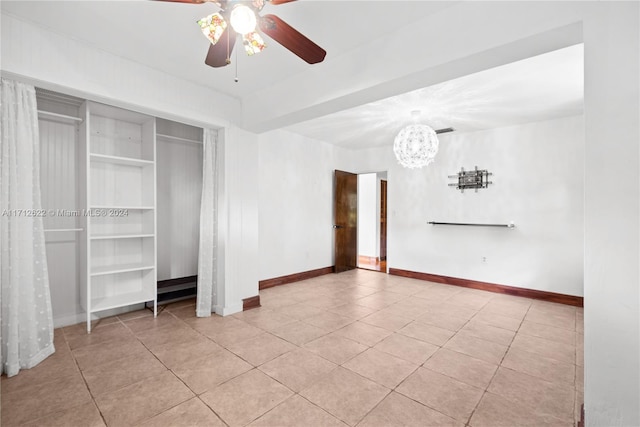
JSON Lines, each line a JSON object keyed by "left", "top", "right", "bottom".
{"left": 230, "top": 4, "right": 257, "bottom": 35}
{"left": 393, "top": 111, "right": 439, "bottom": 169}
{"left": 198, "top": 12, "right": 228, "bottom": 45}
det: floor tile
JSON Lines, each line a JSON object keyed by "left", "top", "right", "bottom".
{"left": 116, "top": 309, "right": 155, "bottom": 322}
{"left": 343, "top": 348, "right": 418, "bottom": 388}
{"left": 354, "top": 291, "right": 406, "bottom": 309}
{"left": 360, "top": 311, "right": 412, "bottom": 331}
{"left": 227, "top": 332, "right": 296, "bottom": 366}
{"left": 473, "top": 311, "right": 522, "bottom": 331}
{"left": 445, "top": 291, "right": 492, "bottom": 310}
{"left": 304, "top": 334, "right": 368, "bottom": 364}
{"left": 305, "top": 295, "right": 345, "bottom": 309}
{"left": 271, "top": 320, "right": 330, "bottom": 345}
{"left": 444, "top": 331, "right": 508, "bottom": 364}
{"left": 333, "top": 321, "right": 393, "bottom": 346}
{"left": 397, "top": 321, "right": 455, "bottom": 346}
{"left": 240, "top": 310, "right": 298, "bottom": 333}
{"left": 327, "top": 303, "right": 377, "bottom": 320}
{"left": 415, "top": 311, "right": 470, "bottom": 332}
{"left": 139, "top": 397, "right": 226, "bottom": 427}
{"left": 396, "top": 367, "right": 483, "bottom": 423}
{"left": 136, "top": 323, "right": 203, "bottom": 350}
{"left": 200, "top": 369, "right": 293, "bottom": 426}
{"left": 300, "top": 367, "right": 389, "bottom": 426}
{"left": 207, "top": 320, "right": 265, "bottom": 346}
{"left": 373, "top": 333, "right": 439, "bottom": 365}
{"left": 276, "top": 303, "right": 326, "bottom": 320}
{"left": 524, "top": 310, "right": 575, "bottom": 331}
{"left": 260, "top": 348, "right": 337, "bottom": 392}
{"left": 1, "top": 372, "right": 92, "bottom": 426}
{"left": 65, "top": 322, "right": 135, "bottom": 350}
{"left": 518, "top": 320, "right": 576, "bottom": 345}
{"left": 488, "top": 367, "right": 575, "bottom": 422}
{"left": 81, "top": 350, "right": 167, "bottom": 396}
{"left": 22, "top": 401, "right": 105, "bottom": 427}
{"left": 1, "top": 348, "right": 79, "bottom": 394}
{"left": 250, "top": 395, "right": 347, "bottom": 427}
{"left": 460, "top": 320, "right": 516, "bottom": 346}
{"left": 95, "top": 371, "right": 194, "bottom": 427}
{"left": 122, "top": 311, "right": 184, "bottom": 333}
{"left": 502, "top": 347, "right": 575, "bottom": 385}
{"left": 378, "top": 301, "right": 429, "bottom": 319}
{"left": 510, "top": 334, "right": 575, "bottom": 364}
{"left": 413, "top": 285, "right": 462, "bottom": 301}
{"left": 480, "top": 300, "right": 530, "bottom": 320}
{"left": 359, "top": 391, "right": 462, "bottom": 427}
{"left": 305, "top": 312, "right": 355, "bottom": 331}
{"left": 168, "top": 304, "right": 198, "bottom": 320}
{"left": 172, "top": 348, "right": 253, "bottom": 394}
{"left": 150, "top": 336, "right": 223, "bottom": 369}
{"left": 72, "top": 338, "right": 149, "bottom": 371}
{"left": 62, "top": 316, "right": 121, "bottom": 338}
{"left": 470, "top": 391, "right": 572, "bottom": 427}
{"left": 423, "top": 348, "right": 498, "bottom": 389}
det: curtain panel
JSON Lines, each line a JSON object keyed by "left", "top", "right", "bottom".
{"left": 1, "top": 78, "right": 55, "bottom": 377}
{"left": 196, "top": 128, "right": 219, "bottom": 317}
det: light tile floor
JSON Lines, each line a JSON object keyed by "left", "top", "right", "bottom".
{"left": 1, "top": 269, "right": 584, "bottom": 426}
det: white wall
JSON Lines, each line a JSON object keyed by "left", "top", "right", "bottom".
{"left": 396, "top": 116, "right": 584, "bottom": 296}
{"left": 216, "top": 126, "right": 259, "bottom": 314}
{"left": 258, "top": 129, "right": 337, "bottom": 280}
{"left": 357, "top": 173, "right": 378, "bottom": 258}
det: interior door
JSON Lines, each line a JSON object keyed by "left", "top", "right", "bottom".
{"left": 334, "top": 170, "right": 358, "bottom": 273}
{"left": 380, "top": 179, "right": 387, "bottom": 261}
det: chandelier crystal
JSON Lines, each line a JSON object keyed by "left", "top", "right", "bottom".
{"left": 393, "top": 113, "right": 439, "bottom": 169}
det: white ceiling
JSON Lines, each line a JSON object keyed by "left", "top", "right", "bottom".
{"left": 286, "top": 44, "right": 584, "bottom": 149}
{"left": 1, "top": 1, "right": 584, "bottom": 149}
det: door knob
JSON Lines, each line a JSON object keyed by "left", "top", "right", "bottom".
{"left": 333, "top": 225, "right": 343, "bottom": 229}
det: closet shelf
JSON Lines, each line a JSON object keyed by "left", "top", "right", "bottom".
{"left": 90, "top": 290, "right": 155, "bottom": 313}
{"left": 91, "top": 263, "right": 155, "bottom": 277}
{"left": 90, "top": 153, "right": 153, "bottom": 167}
{"left": 38, "top": 110, "right": 83, "bottom": 124}
{"left": 90, "top": 233, "right": 154, "bottom": 240}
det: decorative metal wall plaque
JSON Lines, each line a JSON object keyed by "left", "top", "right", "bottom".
{"left": 448, "top": 166, "right": 492, "bottom": 193}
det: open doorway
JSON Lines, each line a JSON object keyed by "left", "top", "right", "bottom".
{"left": 357, "top": 172, "right": 387, "bottom": 272}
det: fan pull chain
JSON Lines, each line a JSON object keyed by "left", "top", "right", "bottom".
{"left": 234, "top": 48, "right": 239, "bottom": 83}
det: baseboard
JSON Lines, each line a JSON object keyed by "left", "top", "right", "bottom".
{"left": 259, "top": 266, "right": 335, "bottom": 290}
{"left": 389, "top": 268, "right": 584, "bottom": 307}
{"left": 214, "top": 302, "right": 243, "bottom": 316}
{"left": 243, "top": 295, "right": 261, "bottom": 311}
{"left": 578, "top": 404, "right": 584, "bottom": 427}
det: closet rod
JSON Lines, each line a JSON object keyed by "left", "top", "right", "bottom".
{"left": 156, "top": 133, "right": 202, "bottom": 145}
{"left": 44, "top": 228, "right": 84, "bottom": 232}
{"left": 37, "top": 110, "right": 83, "bottom": 123}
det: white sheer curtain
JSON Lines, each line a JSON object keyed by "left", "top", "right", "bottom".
{"left": 196, "top": 128, "right": 219, "bottom": 317}
{"left": 1, "top": 78, "right": 55, "bottom": 377}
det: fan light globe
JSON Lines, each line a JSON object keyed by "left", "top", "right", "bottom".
{"left": 393, "top": 124, "right": 439, "bottom": 169}
{"left": 230, "top": 5, "right": 257, "bottom": 35}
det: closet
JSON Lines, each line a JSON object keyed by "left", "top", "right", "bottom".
{"left": 36, "top": 89, "right": 203, "bottom": 332}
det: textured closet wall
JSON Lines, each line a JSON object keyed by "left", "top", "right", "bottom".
{"left": 39, "top": 116, "right": 83, "bottom": 326}
{"left": 156, "top": 131, "right": 203, "bottom": 281}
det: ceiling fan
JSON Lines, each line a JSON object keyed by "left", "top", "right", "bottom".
{"left": 157, "top": 0, "right": 326, "bottom": 68}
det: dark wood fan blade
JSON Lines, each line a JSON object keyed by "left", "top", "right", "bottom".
{"left": 204, "top": 26, "right": 237, "bottom": 67}
{"left": 258, "top": 14, "right": 326, "bottom": 64}
{"left": 269, "top": 0, "right": 298, "bottom": 5}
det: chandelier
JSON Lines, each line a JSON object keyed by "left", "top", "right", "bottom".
{"left": 393, "top": 111, "right": 439, "bottom": 169}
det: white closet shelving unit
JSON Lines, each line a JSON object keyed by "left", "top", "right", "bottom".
{"left": 80, "top": 101, "right": 157, "bottom": 332}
